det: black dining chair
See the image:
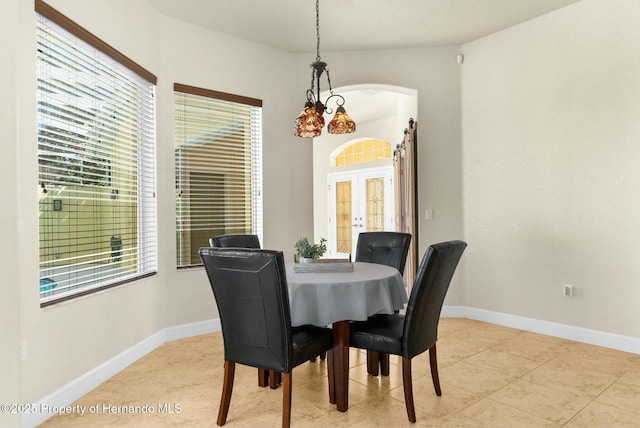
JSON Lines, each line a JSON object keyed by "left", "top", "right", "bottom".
{"left": 209, "top": 234, "right": 261, "bottom": 249}
{"left": 199, "top": 247, "right": 334, "bottom": 428}
{"left": 355, "top": 231, "right": 412, "bottom": 275}
{"left": 208, "top": 234, "right": 278, "bottom": 388}
{"left": 349, "top": 240, "right": 467, "bottom": 423}
{"left": 355, "top": 231, "right": 412, "bottom": 376}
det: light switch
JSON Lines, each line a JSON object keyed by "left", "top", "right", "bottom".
{"left": 425, "top": 209, "right": 433, "bottom": 221}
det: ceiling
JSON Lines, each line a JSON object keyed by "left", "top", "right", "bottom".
{"left": 147, "top": 0, "right": 582, "bottom": 53}
{"left": 147, "top": 0, "right": 582, "bottom": 125}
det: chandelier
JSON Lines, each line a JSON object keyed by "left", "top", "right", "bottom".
{"left": 294, "top": 0, "right": 356, "bottom": 138}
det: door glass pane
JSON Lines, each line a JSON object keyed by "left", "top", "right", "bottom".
{"left": 365, "top": 177, "right": 384, "bottom": 231}
{"left": 336, "top": 181, "right": 352, "bottom": 253}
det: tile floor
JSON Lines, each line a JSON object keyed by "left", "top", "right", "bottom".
{"left": 38, "top": 318, "right": 640, "bottom": 427}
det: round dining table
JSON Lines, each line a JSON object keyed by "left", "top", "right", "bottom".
{"left": 285, "top": 261, "right": 408, "bottom": 412}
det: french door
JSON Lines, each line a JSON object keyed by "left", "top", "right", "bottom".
{"left": 327, "top": 166, "right": 394, "bottom": 257}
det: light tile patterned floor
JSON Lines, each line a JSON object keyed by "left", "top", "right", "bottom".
{"left": 38, "top": 319, "right": 640, "bottom": 427}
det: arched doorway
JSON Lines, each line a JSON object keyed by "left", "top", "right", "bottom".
{"left": 312, "top": 84, "right": 418, "bottom": 256}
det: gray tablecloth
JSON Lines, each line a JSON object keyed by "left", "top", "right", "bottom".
{"left": 285, "top": 262, "right": 408, "bottom": 327}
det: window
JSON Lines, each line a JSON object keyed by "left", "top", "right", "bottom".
{"left": 334, "top": 139, "right": 392, "bottom": 166}
{"left": 174, "top": 84, "right": 262, "bottom": 267}
{"left": 36, "top": 0, "right": 157, "bottom": 306}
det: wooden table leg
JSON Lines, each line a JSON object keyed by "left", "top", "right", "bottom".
{"left": 332, "top": 320, "right": 349, "bottom": 412}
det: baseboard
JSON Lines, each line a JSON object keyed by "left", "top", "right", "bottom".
{"left": 442, "top": 306, "right": 640, "bottom": 354}
{"left": 164, "top": 318, "right": 221, "bottom": 342}
{"left": 22, "top": 319, "right": 221, "bottom": 428}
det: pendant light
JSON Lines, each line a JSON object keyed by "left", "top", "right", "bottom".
{"left": 294, "top": 0, "right": 356, "bottom": 138}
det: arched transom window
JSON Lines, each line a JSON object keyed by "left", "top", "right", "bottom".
{"left": 334, "top": 139, "right": 392, "bottom": 166}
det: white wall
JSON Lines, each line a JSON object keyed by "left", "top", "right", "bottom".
{"left": 0, "top": 0, "right": 22, "bottom": 425}
{"left": 4, "top": 0, "right": 310, "bottom": 410}
{"left": 461, "top": 0, "right": 640, "bottom": 337}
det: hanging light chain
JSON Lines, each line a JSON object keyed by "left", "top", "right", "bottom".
{"left": 316, "top": 0, "right": 321, "bottom": 62}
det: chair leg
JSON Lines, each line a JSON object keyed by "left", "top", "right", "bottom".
{"left": 429, "top": 344, "right": 442, "bottom": 396}
{"left": 327, "top": 349, "right": 335, "bottom": 404}
{"left": 401, "top": 357, "right": 416, "bottom": 423}
{"left": 270, "top": 370, "right": 282, "bottom": 389}
{"left": 379, "top": 352, "right": 390, "bottom": 376}
{"left": 282, "top": 372, "right": 292, "bottom": 428}
{"left": 258, "top": 368, "right": 269, "bottom": 387}
{"left": 309, "top": 351, "right": 326, "bottom": 363}
{"left": 367, "top": 350, "right": 380, "bottom": 376}
{"left": 217, "top": 360, "right": 235, "bottom": 426}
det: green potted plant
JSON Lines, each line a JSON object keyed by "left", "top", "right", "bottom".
{"left": 294, "top": 237, "right": 327, "bottom": 262}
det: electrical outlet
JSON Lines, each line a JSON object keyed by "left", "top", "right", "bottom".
{"left": 20, "top": 339, "right": 28, "bottom": 361}
{"left": 563, "top": 284, "right": 574, "bottom": 297}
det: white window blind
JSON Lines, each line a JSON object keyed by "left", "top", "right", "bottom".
{"left": 37, "top": 3, "right": 157, "bottom": 305}
{"left": 174, "top": 84, "right": 262, "bottom": 267}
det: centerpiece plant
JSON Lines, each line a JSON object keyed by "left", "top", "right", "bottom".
{"left": 294, "top": 237, "right": 327, "bottom": 261}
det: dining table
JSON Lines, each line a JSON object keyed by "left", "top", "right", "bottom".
{"left": 285, "top": 261, "right": 408, "bottom": 412}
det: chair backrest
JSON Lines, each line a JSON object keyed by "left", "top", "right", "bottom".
{"left": 402, "top": 240, "right": 467, "bottom": 358}
{"left": 355, "top": 232, "right": 412, "bottom": 274}
{"left": 209, "top": 234, "right": 261, "bottom": 249}
{"left": 199, "top": 247, "right": 293, "bottom": 372}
